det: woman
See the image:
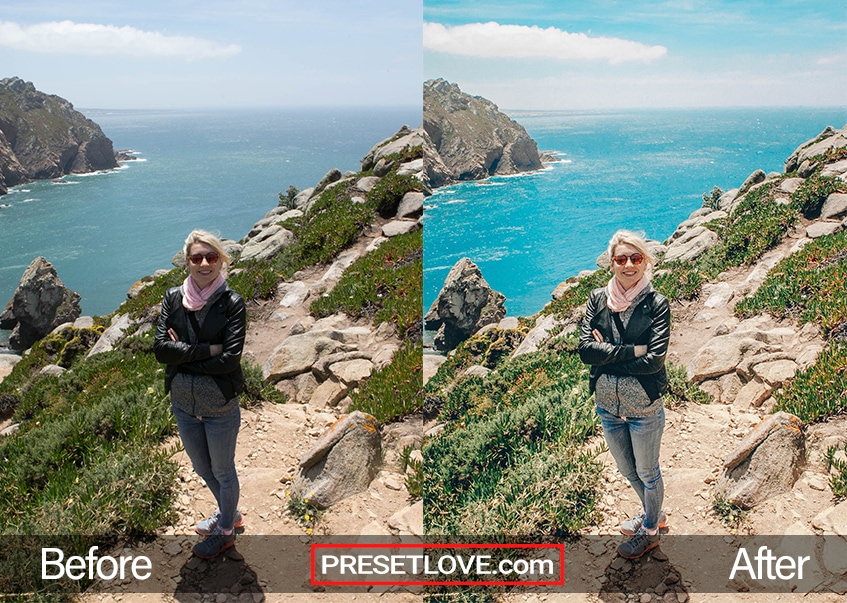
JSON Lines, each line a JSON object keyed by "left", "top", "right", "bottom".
{"left": 578, "top": 230, "right": 671, "bottom": 559}
{"left": 154, "top": 230, "right": 246, "bottom": 559}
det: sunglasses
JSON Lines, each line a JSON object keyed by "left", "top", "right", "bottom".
{"left": 612, "top": 253, "right": 644, "bottom": 266}
{"left": 188, "top": 252, "right": 220, "bottom": 265}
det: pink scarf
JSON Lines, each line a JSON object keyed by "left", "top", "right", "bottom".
{"left": 606, "top": 274, "right": 650, "bottom": 313}
{"left": 182, "top": 274, "right": 226, "bottom": 311}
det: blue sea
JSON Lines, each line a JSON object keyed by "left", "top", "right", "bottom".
{"left": 0, "top": 107, "right": 420, "bottom": 343}
{"left": 424, "top": 107, "right": 847, "bottom": 318}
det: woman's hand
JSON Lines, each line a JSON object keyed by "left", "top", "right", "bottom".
{"left": 210, "top": 344, "right": 223, "bottom": 357}
{"left": 635, "top": 344, "right": 648, "bottom": 357}
{"left": 592, "top": 329, "right": 604, "bottom": 342}
{"left": 167, "top": 328, "right": 179, "bottom": 342}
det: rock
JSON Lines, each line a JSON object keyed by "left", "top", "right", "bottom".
{"left": 278, "top": 281, "right": 310, "bottom": 308}
{"left": 0, "top": 77, "right": 119, "bottom": 190}
{"left": 702, "top": 282, "right": 735, "bottom": 309}
{"left": 328, "top": 358, "right": 374, "bottom": 387}
{"left": 360, "top": 126, "right": 425, "bottom": 173}
{"left": 778, "top": 178, "right": 805, "bottom": 194}
{"left": 355, "top": 176, "right": 380, "bottom": 192}
{"left": 39, "top": 364, "right": 66, "bottom": 377}
{"left": 87, "top": 313, "right": 133, "bottom": 357}
{"left": 463, "top": 365, "right": 491, "bottom": 378}
{"left": 663, "top": 226, "right": 719, "bottom": 263}
{"left": 423, "top": 79, "right": 542, "bottom": 188}
{"left": 738, "top": 169, "right": 766, "bottom": 195}
{"left": 821, "top": 193, "right": 847, "bottom": 220}
{"left": 715, "top": 412, "right": 805, "bottom": 508}
{"left": 812, "top": 500, "right": 847, "bottom": 537}
{"left": 806, "top": 221, "right": 842, "bottom": 238}
{"left": 718, "top": 188, "right": 740, "bottom": 212}
{"left": 5, "top": 257, "right": 82, "bottom": 351}
{"left": 387, "top": 500, "right": 423, "bottom": 536}
{"left": 785, "top": 126, "right": 847, "bottom": 173}
{"left": 309, "top": 379, "right": 348, "bottom": 409}
{"left": 732, "top": 379, "right": 772, "bottom": 409}
{"left": 382, "top": 220, "right": 419, "bottom": 237}
{"left": 498, "top": 317, "right": 519, "bottom": 330}
{"left": 424, "top": 258, "right": 506, "bottom": 352}
{"left": 263, "top": 330, "right": 355, "bottom": 381}
{"left": 292, "top": 411, "right": 381, "bottom": 509}
{"left": 396, "top": 191, "right": 424, "bottom": 219}
{"left": 239, "top": 225, "right": 295, "bottom": 262}
{"left": 512, "top": 314, "right": 568, "bottom": 358}
{"left": 687, "top": 331, "right": 771, "bottom": 382}
{"left": 314, "top": 168, "right": 342, "bottom": 193}
{"left": 753, "top": 359, "right": 798, "bottom": 387}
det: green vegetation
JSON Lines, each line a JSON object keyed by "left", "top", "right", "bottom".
{"left": 665, "top": 360, "right": 712, "bottom": 407}
{"left": 736, "top": 230, "right": 847, "bottom": 334}
{"left": 824, "top": 443, "right": 847, "bottom": 500}
{"left": 425, "top": 349, "right": 602, "bottom": 536}
{"left": 400, "top": 445, "right": 423, "bottom": 499}
{"left": 712, "top": 495, "right": 750, "bottom": 528}
{"left": 310, "top": 230, "right": 422, "bottom": 337}
{"left": 702, "top": 185, "right": 724, "bottom": 210}
{"left": 772, "top": 342, "right": 847, "bottom": 423}
{"left": 348, "top": 340, "right": 422, "bottom": 423}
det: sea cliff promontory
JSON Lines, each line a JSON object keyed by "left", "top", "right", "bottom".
{"left": 423, "top": 78, "right": 544, "bottom": 190}
{"left": 0, "top": 77, "right": 119, "bottom": 195}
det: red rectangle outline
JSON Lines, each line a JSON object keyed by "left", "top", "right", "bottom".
{"left": 310, "top": 542, "right": 565, "bottom": 586}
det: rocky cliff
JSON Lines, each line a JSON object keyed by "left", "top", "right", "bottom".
{"left": 423, "top": 78, "right": 543, "bottom": 190}
{"left": 0, "top": 77, "right": 119, "bottom": 195}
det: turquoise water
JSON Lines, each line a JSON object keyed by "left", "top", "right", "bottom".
{"left": 0, "top": 107, "right": 420, "bottom": 332}
{"left": 424, "top": 107, "right": 847, "bottom": 318}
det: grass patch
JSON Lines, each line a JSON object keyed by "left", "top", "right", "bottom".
{"left": 424, "top": 349, "right": 601, "bottom": 537}
{"left": 735, "top": 230, "right": 847, "bottom": 334}
{"left": 665, "top": 360, "right": 712, "bottom": 407}
{"left": 241, "top": 360, "right": 288, "bottom": 406}
{"left": 348, "top": 339, "right": 422, "bottom": 423}
{"left": 712, "top": 495, "right": 749, "bottom": 528}
{"left": 543, "top": 269, "right": 612, "bottom": 319}
{"left": 824, "top": 443, "right": 847, "bottom": 500}
{"left": 772, "top": 341, "right": 847, "bottom": 423}
{"left": 310, "top": 230, "right": 422, "bottom": 336}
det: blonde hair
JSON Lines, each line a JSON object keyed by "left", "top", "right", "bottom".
{"left": 183, "top": 230, "right": 231, "bottom": 274}
{"left": 607, "top": 230, "right": 655, "bottom": 269}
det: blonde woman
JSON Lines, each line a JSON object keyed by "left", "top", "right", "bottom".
{"left": 154, "top": 230, "right": 246, "bottom": 559}
{"left": 578, "top": 230, "right": 670, "bottom": 559}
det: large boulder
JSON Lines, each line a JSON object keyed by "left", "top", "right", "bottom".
{"left": 424, "top": 257, "right": 506, "bottom": 351}
{"left": 5, "top": 257, "right": 81, "bottom": 351}
{"left": 784, "top": 126, "right": 847, "bottom": 174}
{"left": 291, "top": 411, "right": 382, "bottom": 509}
{"left": 714, "top": 412, "right": 805, "bottom": 508}
{"left": 423, "top": 79, "right": 543, "bottom": 188}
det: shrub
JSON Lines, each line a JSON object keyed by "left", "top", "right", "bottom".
{"left": 791, "top": 173, "right": 846, "bottom": 218}
{"left": 240, "top": 359, "right": 287, "bottom": 406}
{"left": 367, "top": 170, "right": 421, "bottom": 218}
{"left": 702, "top": 185, "right": 724, "bottom": 210}
{"left": 228, "top": 258, "right": 279, "bottom": 300}
{"left": 772, "top": 341, "right": 847, "bottom": 423}
{"left": 824, "top": 443, "right": 847, "bottom": 500}
{"left": 665, "top": 360, "right": 712, "bottom": 407}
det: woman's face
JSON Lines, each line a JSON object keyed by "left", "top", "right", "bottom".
{"left": 186, "top": 242, "right": 222, "bottom": 290}
{"left": 611, "top": 242, "right": 647, "bottom": 290}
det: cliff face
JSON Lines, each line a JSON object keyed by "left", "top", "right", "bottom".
{"left": 423, "top": 78, "right": 543, "bottom": 190}
{"left": 0, "top": 77, "right": 118, "bottom": 195}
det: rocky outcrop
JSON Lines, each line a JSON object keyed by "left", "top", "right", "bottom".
{"left": 715, "top": 412, "right": 805, "bottom": 508}
{"left": 291, "top": 411, "right": 382, "bottom": 509}
{"left": 423, "top": 78, "right": 543, "bottom": 189}
{"left": 424, "top": 257, "right": 507, "bottom": 351}
{"left": 0, "top": 77, "right": 119, "bottom": 194}
{"left": 3, "top": 257, "right": 82, "bottom": 351}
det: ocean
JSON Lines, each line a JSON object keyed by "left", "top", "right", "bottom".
{"left": 424, "top": 107, "right": 847, "bottom": 318}
{"left": 0, "top": 107, "right": 420, "bottom": 343}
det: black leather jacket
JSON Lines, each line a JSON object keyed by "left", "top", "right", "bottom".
{"left": 578, "top": 286, "right": 670, "bottom": 402}
{"left": 154, "top": 285, "right": 246, "bottom": 402}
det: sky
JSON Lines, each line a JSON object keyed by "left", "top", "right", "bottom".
{"left": 0, "top": 0, "right": 422, "bottom": 109}
{"left": 424, "top": 0, "right": 847, "bottom": 110}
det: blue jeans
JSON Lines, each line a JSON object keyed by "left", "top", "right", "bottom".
{"left": 172, "top": 405, "right": 241, "bottom": 530}
{"left": 597, "top": 406, "right": 665, "bottom": 530}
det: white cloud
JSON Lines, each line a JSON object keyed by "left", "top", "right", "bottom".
{"left": 424, "top": 21, "right": 667, "bottom": 64}
{"left": 0, "top": 20, "right": 241, "bottom": 61}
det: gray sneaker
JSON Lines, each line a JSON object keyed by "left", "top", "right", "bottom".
{"left": 192, "top": 527, "right": 235, "bottom": 559}
{"left": 617, "top": 527, "right": 660, "bottom": 559}
{"left": 195, "top": 510, "right": 244, "bottom": 536}
{"left": 620, "top": 510, "right": 667, "bottom": 536}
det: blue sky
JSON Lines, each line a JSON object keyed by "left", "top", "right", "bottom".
{"left": 424, "top": 0, "right": 847, "bottom": 109}
{"left": 0, "top": 1, "right": 422, "bottom": 109}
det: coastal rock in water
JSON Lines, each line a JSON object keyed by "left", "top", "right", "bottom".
{"left": 5, "top": 257, "right": 82, "bottom": 351}
{"left": 423, "top": 79, "right": 543, "bottom": 188}
{"left": 715, "top": 412, "right": 805, "bottom": 508}
{"left": 424, "top": 257, "right": 506, "bottom": 352}
{"left": 291, "top": 411, "right": 381, "bottom": 509}
{"left": 0, "top": 77, "right": 119, "bottom": 194}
